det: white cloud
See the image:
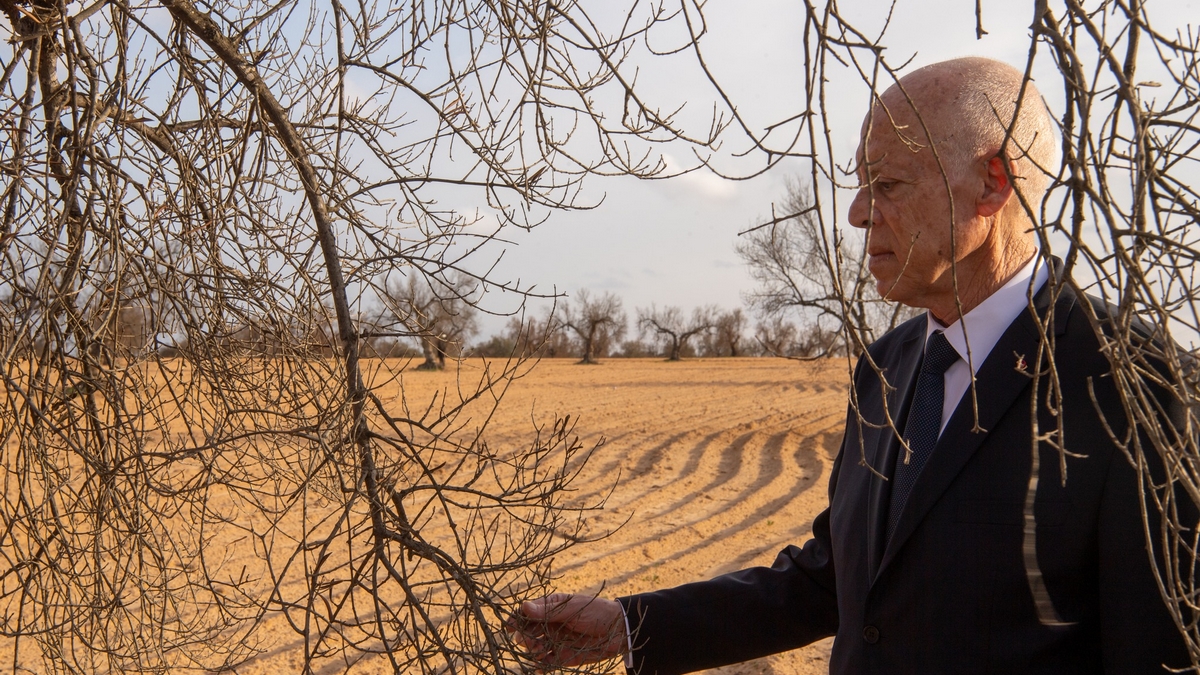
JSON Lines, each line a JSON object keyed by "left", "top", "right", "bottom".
{"left": 661, "top": 153, "right": 740, "bottom": 201}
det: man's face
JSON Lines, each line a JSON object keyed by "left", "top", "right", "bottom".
{"left": 848, "top": 107, "right": 985, "bottom": 312}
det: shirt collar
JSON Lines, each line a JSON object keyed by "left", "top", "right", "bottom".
{"left": 924, "top": 255, "right": 1049, "bottom": 374}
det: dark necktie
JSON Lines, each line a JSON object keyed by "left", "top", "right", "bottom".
{"left": 887, "top": 330, "right": 960, "bottom": 542}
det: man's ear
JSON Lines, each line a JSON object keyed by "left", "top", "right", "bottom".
{"left": 977, "top": 155, "right": 1014, "bottom": 217}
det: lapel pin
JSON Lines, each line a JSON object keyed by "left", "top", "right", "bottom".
{"left": 1014, "top": 353, "right": 1028, "bottom": 374}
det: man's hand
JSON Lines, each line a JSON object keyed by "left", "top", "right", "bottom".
{"left": 508, "top": 593, "right": 628, "bottom": 667}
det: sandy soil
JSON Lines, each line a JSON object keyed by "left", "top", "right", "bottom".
{"left": 4, "top": 356, "right": 849, "bottom": 675}
{"left": 409, "top": 357, "right": 850, "bottom": 675}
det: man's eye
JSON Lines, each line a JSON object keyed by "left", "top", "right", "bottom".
{"left": 855, "top": 178, "right": 897, "bottom": 193}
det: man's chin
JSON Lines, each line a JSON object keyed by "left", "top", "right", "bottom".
{"left": 874, "top": 279, "right": 915, "bottom": 308}
{"left": 870, "top": 275, "right": 897, "bottom": 300}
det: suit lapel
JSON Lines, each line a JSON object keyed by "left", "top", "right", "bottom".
{"left": 875, "top": 271, "right": 1077, "bottom": 577}
{"left": 866, "top": 329, "right": 924, "bottom": 581}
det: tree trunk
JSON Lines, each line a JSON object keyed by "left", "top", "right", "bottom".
{"left": 417, "top": 336, "right": 442, "bottom": 370}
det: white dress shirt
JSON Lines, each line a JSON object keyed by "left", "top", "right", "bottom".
{"left": 926, "top": 255, "right": 1049, "bottom": 436}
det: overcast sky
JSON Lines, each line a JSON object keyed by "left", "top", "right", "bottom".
{"left": 465, "top": 0, "right": 1199, "bottom": 337}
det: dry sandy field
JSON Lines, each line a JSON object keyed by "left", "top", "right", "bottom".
{"left": 5, "top": 356, "right": 849, "bottom": 675}
{"left": 399, "top": 357, "right": 850, "bottom": 675}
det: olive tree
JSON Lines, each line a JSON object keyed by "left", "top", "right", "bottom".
{"left": 561, "top": 289, "right": 627, "bottom": 365}
{"left": 375, "top": 273, "right": 479, "bottom": 370}
{"left": 637, "top": 304, "right": 716, "bottom": 361}
{"left": 710, "top": 308, "right": 749, "bottom": 357}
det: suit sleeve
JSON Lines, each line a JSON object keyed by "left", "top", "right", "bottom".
{"left": 616, "top": 450, "right": 843, "bottom": 675}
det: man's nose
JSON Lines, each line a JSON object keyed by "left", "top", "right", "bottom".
{"left": 848, "top": 188, "right": 875, "bottom": 229}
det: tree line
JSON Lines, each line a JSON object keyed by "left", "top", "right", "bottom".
{"left": 54, "top": 179, "right": 914, "bottom": 368}
{"left": 458, "top": 294, "right": 850, "bottom": 363}
{"left": 80, "top": 278, "right": 857, "bottom": 365}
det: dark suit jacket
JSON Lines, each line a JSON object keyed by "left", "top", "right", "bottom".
{"left": 620, "top": 278, "right": 1191, "bottom": 674}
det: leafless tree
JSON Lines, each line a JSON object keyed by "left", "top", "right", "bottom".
{"left": 473, "top": 309, "right": 574, "bottom": 359}
{"left": 701, "top": 308, "right": 749, "bottom": 357}
{"left": 562, "top": 290, "right": 627, "bottom": 365}
{"left": 0, "top": 1, "right": 732, "bottom": 673}
{"left": 508, "top": 310, "right": 575, "bottom": 359}
{"left": 638, "top": 304, "right": 717, "bottom": 361}
{"left": 618, "top": 337, "right": 655, "bottom": 358}
{"left": 754, "top": 317, "right": 800, "bottom": 358}
{"left": 376, "top": 273, "right": 480, "bottom": 370}
{"left": 738, "top": 178, "right": 917, "bottom": 358}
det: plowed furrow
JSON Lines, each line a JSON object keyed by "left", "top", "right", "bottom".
{"left": 590, "top": 409, "right": 843, "bottom": 521}
{"left": 555, "top": 415, "right": 843, "bottom": 581}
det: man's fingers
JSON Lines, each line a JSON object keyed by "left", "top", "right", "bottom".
{"left": 505, "top": 611, "right": 540, "bottom": 638}
{"left": 510, "top": 593, "right": 626, "bottom": 667}
{"left": 520, "top": 593, "right": 575, "bottom": 621}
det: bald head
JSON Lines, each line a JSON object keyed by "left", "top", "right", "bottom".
{"left": 874, "top": 56, "right": 1058, "bottom": 210}
{"left": 850, "top": 57, "right": 1058, "bottom": 322}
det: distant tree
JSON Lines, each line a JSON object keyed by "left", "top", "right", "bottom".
{"left": 562, "top": 290, "right": 626, "bottom": 365}
{"left": 542, "top": 322, "right": 578, "bottom": 358}
{"left": 754, "top": 317, "right": 800, "bottom": 358}
{"left": 363, "top": 336, "right": 419, "bottom": 359}
{"left": 500, "top": 310, "right": 575, "bottom": 358}
{"left": 472, "top": 309, "right": 573, "bottom": 359}
{"left": 618, "top": 338, "right": 654, "bottom": 358}
{"left": 794, "top": 324, "right": 846, "bottom": 358}
{"left": 738, "top": 178, "right": 917, "bottom": 358}
{"left": 472, "top": 334, "right": 518, "bottom": 358}
{"left": 376, "top": 274, "right": 479, "bottom": 370}
{"left": 702, "top": 308, "right": 749, "bottom": 357}
{"left": 638, "top": 305, "right": 717, "bottom": 361}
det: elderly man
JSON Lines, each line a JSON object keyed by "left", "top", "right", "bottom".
{"left": 513, "top": 57, "right": 1190, "bottom": 674}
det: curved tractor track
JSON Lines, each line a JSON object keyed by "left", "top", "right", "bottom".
{"left": 418, "top": 357, "right": 849, "bottom": 675}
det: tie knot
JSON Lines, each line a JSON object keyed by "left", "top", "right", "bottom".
{"left": 922, "top": 331, "right": 959, "bottom": 376}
